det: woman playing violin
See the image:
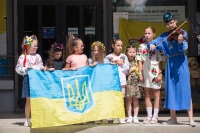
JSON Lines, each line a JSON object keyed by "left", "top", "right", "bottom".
{"left": 147, "top": 12, "right": 196, "bottom": 127}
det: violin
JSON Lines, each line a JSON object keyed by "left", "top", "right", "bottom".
{"left": 168, "top": 28, "right": 188, "bottom": 41}
{"left": 155, "top": 19, "right": 188, "bottom": 48}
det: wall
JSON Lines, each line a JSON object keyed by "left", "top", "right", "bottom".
{"left": 0, "top": 0, "right": 15, "bottom": 112}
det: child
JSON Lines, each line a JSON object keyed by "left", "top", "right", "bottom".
{"left": 137, "top": 26, "right": 164, "bottom": 124}
{"left": 148, "top": 12, "right": 196, "bottom": 126}
{"left": 15, "top": 35, "right": 46, "bottom": 127}
{"left": 45, "top": 42, "right": 65, "bottom": 70}
{"left": 63, "top": 34, "right": 88, "bottom": 70}
{"left": 125, "top": 45, "right": 141, "bottom": 124}
{"left": 89, "top": 41, "right": 109, "bottom": 124}
{"left": 106, "top": 37, "right": 129, "bottom": 124}
{"left": 89, "top": 41, "right": 108, "bottom": 67}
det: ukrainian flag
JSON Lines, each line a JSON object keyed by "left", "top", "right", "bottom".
{"left": 29, "top": 64, "right": 125, "bottom": 128}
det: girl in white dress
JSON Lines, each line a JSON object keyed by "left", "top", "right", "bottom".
{"left": 106, "top": 37, "right": 129, "bottom": 124}
{"left": 136, "top": 27, "right": 165, "bottom": 124}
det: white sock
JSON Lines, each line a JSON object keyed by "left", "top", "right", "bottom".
{"left": 146, "top": 107, "right": 152, "bottom": 117}
{"left": 153, "top": 108, "right": 159, "bottom": 117}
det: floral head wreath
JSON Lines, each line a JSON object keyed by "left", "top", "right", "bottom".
{"left": 24, "top": 35, "right": 37, "bottom": 49}
{"left": 91, "top": 41, "right": 105, "bottom": 51}
{"left": 53, "top": 42, "right": 64, "bottom": 51}
{"left": 23, "top": 35, "right": 37, "bottom": 67}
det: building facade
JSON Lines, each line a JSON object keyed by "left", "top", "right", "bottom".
{"left": 0, "top": 0, "right": 199, "bottom": 112}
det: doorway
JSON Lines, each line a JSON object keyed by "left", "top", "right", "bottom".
{"left": 17, "top": 0, "right": 103, "bottom": 108}
{"left": 18, "top": 0, "right": 103, "bottom": 59}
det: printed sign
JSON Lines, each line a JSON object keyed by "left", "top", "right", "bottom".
{"left": 117, "top": 6, "right": 185, "bottom": 22}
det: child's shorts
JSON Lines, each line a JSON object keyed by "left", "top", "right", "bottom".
{"left": 22, "top": 75, "right": 30, "bottom": 98}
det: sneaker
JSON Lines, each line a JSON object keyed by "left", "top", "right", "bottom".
{"left": 143, "top": 116, "right": 152, "bottom": 124}
{"left": 189, "top": 120, "right": 196, "bottom": 127}
{"left": 24, "top": 121, "right": 31, "bottom": 127}
{"left": 150, "top": 116, "right": 158, "bottom": 124}
{"left": 133, "top": 116, "right": 139, "bottom": 124}
{"left": 119, "top": 118, "right": 126, "bottom": 124}
{"left": 95, "top": 120, "right": 101, "bottom": 124}
{"left": 162, "top": 119, "right": 177, "bottom": 125}
{"left": 113, "top": 118, "right": 119, "bottom": 124}
{"left": 126, "top": 116, "right": 132, "bottom": 123}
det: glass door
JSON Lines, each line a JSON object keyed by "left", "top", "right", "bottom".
{"left": 18, "top": 0, "right": 103, "bottom": 108}
{"left": 61, "top": 0, "right": 103, "bottom": 57}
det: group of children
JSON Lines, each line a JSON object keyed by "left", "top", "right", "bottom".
{"left": 16, "top": 12, "right": 196, "bottom": 127}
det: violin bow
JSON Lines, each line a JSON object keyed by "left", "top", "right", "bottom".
{"left": 155, "top": 19, "right": 188, "bottom": 48}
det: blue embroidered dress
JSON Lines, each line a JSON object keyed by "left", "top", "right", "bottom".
{"left": 147, "top": 29, "right": 191, "bottom": 110}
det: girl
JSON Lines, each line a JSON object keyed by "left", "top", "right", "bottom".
{"left": 89, "top": 41, "right": 108, "bottom": 66}
{"left": 63, "top": 34, "right": 88, "bottom": 70}
{"left": 148, "top": 12, "right": 196, "bottom": 126}
{"left": 125, "top": 45, "right": 141, "bottom": 124}
{"left": 89, "top": 41, "right": 109, "bottom": 124}
{"left": 45, "top": 42, "right": 65, "bottom": 70}
{"left": 136, "top": 26, "right": 164, "bottom": 124}
{"left": 15, "top": 35, "right": 46, "bottom": 127}
{"left": 106, "top": 37, "right": 129, "bottom": 124}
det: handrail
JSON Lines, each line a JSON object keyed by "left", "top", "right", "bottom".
{"left": 0, "top": 55, "right": 14, "bottom": 58}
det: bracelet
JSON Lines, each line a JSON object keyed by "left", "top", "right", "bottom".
{"left": 138, "top": 73, "right": 142, "bottom": 75}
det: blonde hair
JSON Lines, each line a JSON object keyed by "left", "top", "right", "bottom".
{"left": 91, "top": 41, "right": 106, "bottom": 64}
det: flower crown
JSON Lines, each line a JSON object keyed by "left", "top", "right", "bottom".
{"left": 24, "top": 35, "right": 37, "bottom": 48}
{"left": 91, "top": 41, "right": 105, "bottom": 51}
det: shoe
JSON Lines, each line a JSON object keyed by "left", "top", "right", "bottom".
{"left": 143, "top": 116, "right": 152, "bottom": 124}
{"left": 150, "top": 116, "right": 158, "bottom": 124}
{"left": 162, "top": 119, "right": 177, "bottom": 125}
{"left": 113, "top": 118, "right": 119, "bottom": 124}
{"left": 126, "top": 116, "right": 132, "bottom": 123}
{"left": 119, "top": 118, "right": 126, "bottom": 124}
{"left": 95, "top": 120, "right": 101, "bottom": 124}
{"left": 24, "top": 121, "right": 31, "bottom": 127}
{"left": 189, "top": 120, "right": 196, "bottom": 127}
{"left": 133, "top": 116, "right": 139, "bottom": 124}
{"left": 102, "top": 119, "right": 108, "bottom": 124}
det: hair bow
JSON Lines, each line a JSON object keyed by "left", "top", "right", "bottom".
{"left": 53, "top": 42, "right": 64, "bottom": 50}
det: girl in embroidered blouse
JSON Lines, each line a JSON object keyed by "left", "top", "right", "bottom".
{"left": 45, "top": 42, "right": 65, "bottom": 70}
{"left": 106, "top": 37, "right": 129, "bottom": 124}
{"left": 15, "top": 35, "right": 45, "bottom": 127}
{"left": 63, "top": 34, "right": 88, "bottom": 70}
{"left": 136, "top": 26, "right": 164, "bottom": 124}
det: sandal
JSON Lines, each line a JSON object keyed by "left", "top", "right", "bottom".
{"left": 150, "top": 116, "right": 158, "bottom": 124}
{"left": 143, "top": 116, "right": 152, "bottom": 124}
{"left": 102, "top": 119, "right": 108, "bottom": 124}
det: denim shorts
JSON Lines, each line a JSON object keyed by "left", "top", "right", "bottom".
{"left": 22, "top": 75, "right": 30, "bottom": 98}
